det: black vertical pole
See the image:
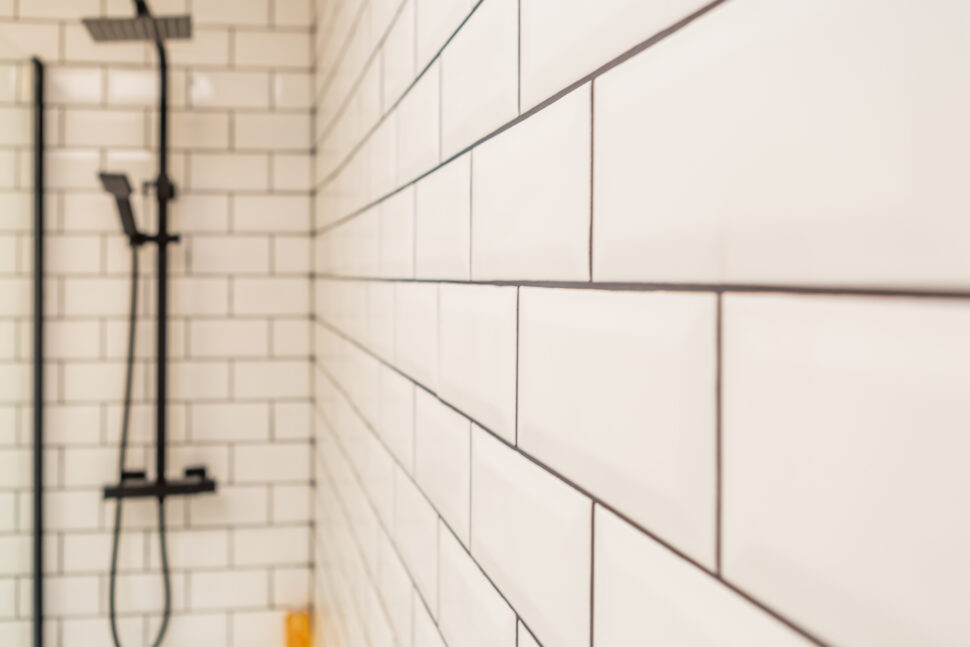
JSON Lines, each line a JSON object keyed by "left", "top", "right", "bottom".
{"left": 32, "top": 56, "right": 45, "bottom": 647}
{"left": 154, "top": 30, "right": 168, "bottom": 487}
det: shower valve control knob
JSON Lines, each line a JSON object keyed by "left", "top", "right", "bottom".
{"left": 121, "top": 470, "right": 147, "bottom": 481}
{"left": 184, "top": 465, "right": 208, "bottom": 480}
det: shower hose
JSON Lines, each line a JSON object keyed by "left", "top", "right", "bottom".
{"left": 109, "top": 246, "right": 172, "bottom": 647}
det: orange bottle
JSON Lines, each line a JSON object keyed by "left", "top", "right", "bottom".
{"left": 286, "top": 611, "right": 311, "bottom": 647}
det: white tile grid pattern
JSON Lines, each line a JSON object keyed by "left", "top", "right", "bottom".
{"left": 0, "top": 2, "right": 314, "bottom": 645}
{"left": 312, "top": 2, "right": 970, "bottom": 647}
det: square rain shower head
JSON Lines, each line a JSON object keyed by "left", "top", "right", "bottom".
{"left": 82, "top": 15, "right": 192, "bottom": 42}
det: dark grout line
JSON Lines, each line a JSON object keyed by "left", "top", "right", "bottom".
{"left": 312, "top": 0, "right": 730, "bottom": 231}
{"left": 715, "top": 293, "right": 723, "bottom": 575}
{"left": 589, "top": 502, "right": 595, "bottom": 647}
{"left": 312, "top": 274, "right": 970, "bottom": 301}
{"left": 588, "top": 79, "right": 594, "bottom": 282}
{"left": 314, "top": 316, "right": 833, "bottom": 647}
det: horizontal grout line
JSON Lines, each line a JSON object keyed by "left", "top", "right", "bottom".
{"left": 314, "top": 317, "right": 833, "bottom": 646}
{"left": 312, "top": 0, "right": 730, "bottom": 233}
{"left": 312, "top": 275, "right": 970, "bottom": 301}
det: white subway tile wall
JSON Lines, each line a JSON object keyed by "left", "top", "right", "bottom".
{"left": 312, "top": 1, "right": 970, "bottom": 647}
{"left": 0, "top": 1, "right": 312, "bottom": 645}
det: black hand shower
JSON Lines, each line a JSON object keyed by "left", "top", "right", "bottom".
{"left": 84, "top": 3, "right": 214, "bottom": 647}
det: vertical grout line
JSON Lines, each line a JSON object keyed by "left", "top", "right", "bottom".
{"left": 715, "top": 292, "right": 723, "bottom": 575}
{"left": 589, "top": 502, "right": 595, "bottom": 647}
{"left": 588, "top": 80, "right": 594, "bottom": 282}
{"left": 467, "top": 151, "right": 473, "bottom": 280}
{"left": 514, "top": 286, "right": 520, "bottom": 445}
{"left": 516, "top": 0, "right": 522, "bottom": 115}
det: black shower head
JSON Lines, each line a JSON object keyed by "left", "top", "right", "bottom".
{"left": 81, "top": 14, "right": 192, "bottom": 42}
{"left": 99, "top": 173, "right": 141, "bottom": 245}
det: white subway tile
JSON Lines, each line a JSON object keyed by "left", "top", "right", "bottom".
{"left": 413, "top": 388, "right": 470, "bottom": 545}
{"left": 190, "top": 570, "right": 269, "bottom": 610}
{"left": 595, "top": 507, "right": 813, "bottom": 646}
{"left": 471, "top": 427, "right": 591, "bottom": 647}
{"left": 438, "top": 523, "right": 516, "bottom": 647}
{"left": 234, "top": 526, "right": 310, "bottom": 566}
{"left": 190, "top": 70, "right": 271, "bottom": 109}
{"left": 236, "top": 112, "right": 311, "bottom": 151}
{"left": 233, "top": 610, "right": 289, "bottom": 647}
{"left": 415, "top": 153, "right": 470, "bottom": 279}
{"left": 169, "top": 111, "right": 231, "bottom": 150}
{"left": 47, "top": 67, "right": 103, "bottom": 105}
{"left": 108, "top": 68, "right": 187, "bottom": 107}
{"left": 168, "top": 28, "right": 230, "bottom": 66}
{"left": 415, "top": 0, "right": 472, "bottom": 70}
{"left": 383, "top": 2, "right": 416, "bottom": 108}
{"left": 274, "top": 72, "right": 312, "bottom": 108}
{"left": 723, "top": 294, "right": 970, "bottom": 647}
{"left": 377, "top": 533, "right": 413, "bottom": 644}
{"left": 48, "top": 150, "right": 100, "bottom": 190}
{"left": 413, "top": 598, "right": 447, "bottom": 647}
{"left": 396, "top": 61, "right": 440, "bottom": 183}
{"left": 234, "top": 360, "right": 310, "bottom": 399}
{"left": 20, "top": 0, "right": 99, "bottom": 19}
{"left": 195, "top": 0, "right": 269, "bottom": 26}
{"left": 170, "top": 360, "right": 230, "bottom": 401}
{"left": 519, "top": 288, "right": 718, "bottom": 566}
{"left": 188, "top": 485, "right": 269, "bottom": 527}
{"left": 272, "top": 484, "right": 312, "bottom": 522}
{"left": 393, "top": 282, "right": 438, "bottom": 388}
{"left": 273, "top": 320, "right": 310, "bottom": 359}
{"left": 172, "top": 277, "right": 230, "bottom": 316}
{"left": 147, "top": 529, "right": 230, "bottom": 570}
{"left": 272, "top": 567, "right": 310, "bottom": 607}
{"left": 520, "top": 0, "right": 706, "bottom": 109}
{"left": 234, "top": 443, "right": 310, "bottom": 483}
{"left": 274, "top": 236, "right": 310, "bottom": 274}
{"left": 437, "top": 284, "right": 517, "bottom": 441}
{"left": 0, "top": 23, "right": 60, "bottom": 62}
{"left": 192, "top": 236, "right": 270, "bottom": 275}
{"left": 472, "top": 85, "right": 590, "bottom": 280}
{"left": 46, "top": 320, "right": 100, "bottom": 360}
{"left": 234, "top": 277, "right": 308, "bottom": 316}
{"left": 273, "top": 153, "right": 312, "bottom": 191}
{"left": 175, "top": 194, "right": 230, "bottom": 233}
{"left": 594, "top": 0, "right": 970, "bottom": 289}
{"left": 235, "top": 31, "right": 311, "bottom": 68}
{"left": 191, "top": 402, "right": 270, "bottom": 442}
{"left": 60, "top": 617, "right": 142, "bottom": 647}
{"left": 190, "top": 153, "right": 269, "bottom": 192}
{"left": 45, "top": 575, "right": 100, "bottom": 616}
{"left": 393, "top": 467, "right": 438, "bottom": 610}
{"left": 378, "top": 367, "right": 414, "bottom": 469}
{"left": 234, "top": 195, "right": 310, "bottom": 232}
{"left": 189, "top": 319, "right": 269, "bottom": 359}
{"left": 440, "top": 0, "right": 518, "bottom": 156}
{"left": 274, "top": 0, "right": 311, "bottom": 27}
{"left": 158, "top": 614, "right": 227, "bottom": 647}
{"left": 379, "top": 186, "right": 415, "bottom": 278}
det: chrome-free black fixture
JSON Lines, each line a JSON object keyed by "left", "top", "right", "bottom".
{"left": 83, "top": 3, "right": 213, "bottom": 647}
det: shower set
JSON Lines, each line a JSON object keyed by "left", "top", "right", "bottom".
{"left": 81, "top": 2, "right": 215, "bottom": 646}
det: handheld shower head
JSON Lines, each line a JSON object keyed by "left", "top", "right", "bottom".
{"left": 99, "top": 172, "right": 142, "bottom": 245}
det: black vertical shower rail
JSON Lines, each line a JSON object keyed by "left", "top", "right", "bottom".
{"left": 147, "top": 0, "right": 172, "bottom": 492}
{"left": 32, "top": 55, "right": 45, "bottom": 647}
